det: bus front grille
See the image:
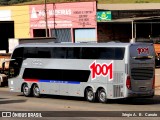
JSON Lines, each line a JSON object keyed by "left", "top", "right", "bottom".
{"left": 131, "top": 67, "right": 154, "bottom": 80}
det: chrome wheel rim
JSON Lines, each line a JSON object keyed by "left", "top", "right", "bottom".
{"left": 34, "top": 87, "right": 40, "bottom": 96}
{"left": 23, "top": 85, "right": 29, "bottom": 96}
{"left": 99, "top": 91, "right": 106, "bottom": 102}
{"left": 87, "top": 90, "right": 94, "bottom": 101}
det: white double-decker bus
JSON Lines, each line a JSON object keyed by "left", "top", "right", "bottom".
{"left": 7, "top": 42, "right": 155, "bottom": 103}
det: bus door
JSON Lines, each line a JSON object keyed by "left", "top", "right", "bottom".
{"left": 129, "top": 43, "right": 155, "bottom": 93}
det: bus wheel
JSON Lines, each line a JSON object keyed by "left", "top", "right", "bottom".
{"left": 85, "top": 88, "right": 95, "bottom": 102}
{"left": 33, "top": 84, "right": 41, "bottom": 98}
{"left": 98, "top": 89, "right": 107, "bottom": 103}
{"left": 22, "top": 84, "right": 31, "bottom": 97}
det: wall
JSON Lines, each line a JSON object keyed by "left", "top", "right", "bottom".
{"left": 97, "top": 23, "right": 132, "bottom": 42}
{"left": 0, "top": 1, "right": 96, "bottom": 40}
{"left": 29, "top": 1, "right": 97, "bottom": 38}
{"left": 0, "top": 5, "right": 30, "bottom": 38}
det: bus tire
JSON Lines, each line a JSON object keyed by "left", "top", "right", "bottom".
{"left": 32, "top": 84, "right": 41, "bottom": 98}
{"left": 85, "top": 88, "right": 95, "bottom": 102}
{"left": 22, "top": 83, "right": 31, "bottom": 97}
{"left": 98, "top": 89, "right": 107, "bottom": 103}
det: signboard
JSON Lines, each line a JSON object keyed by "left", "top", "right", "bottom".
{"left": 29, "top": 2, "right": 96, "bottom": 29}
{"left": 97, "top": 11, "right": 112, "bottom": 22}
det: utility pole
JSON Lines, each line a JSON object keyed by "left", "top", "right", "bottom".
{"left": 53, "top": 3, "right": 57, "bottom": 38}
{"left": 45, "top": 0, "right": 49, "bottom": 37}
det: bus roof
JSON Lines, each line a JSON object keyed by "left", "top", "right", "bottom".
{"left": 15, "top": 42, "right": 153, "bottom": 48}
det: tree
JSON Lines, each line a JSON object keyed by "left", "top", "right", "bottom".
{"left": 0, "top": 0, "right": 10, "bottom": 5}
{"left": 0, "top": 0, "right": 30, "bottom": 5}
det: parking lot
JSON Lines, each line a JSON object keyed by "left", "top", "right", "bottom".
{"left": 0, "top": 68, "right": 160, "bottom": 119}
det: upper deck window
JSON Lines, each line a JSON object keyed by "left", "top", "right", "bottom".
{"left": 81, "top": 47, "right": 125, "bottom": 60}
{"left": 12, "top": 47, "right": 125, "bottom": 60}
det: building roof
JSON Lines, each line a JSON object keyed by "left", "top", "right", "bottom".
{"left": 98, "top": 3, "right": 160, "bottom": 10}
{"left": 99, "top": 16, "right": 160, "bottom": 23}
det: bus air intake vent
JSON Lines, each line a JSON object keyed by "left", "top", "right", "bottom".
{"left": 113, "top": 85, "right": 123, "bottom": 98}
{"left": 113, "top": 72, "right": 123, "bottom": 84}
{"left": 131, "top": 67, "right": 154, "bottom": 80}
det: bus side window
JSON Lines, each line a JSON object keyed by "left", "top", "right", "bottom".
{"left": 52, "top": 47, "right": 66, "bottom": 58}
{"left": 37, "top": 47, "right": 51, "bottom": 58}
{"left": 81, "top": 47, "right": 98, "bottom": 59}
{"left": 67, "top": 47, "right": 80, "bottom": 59}
{"left": 98, "top": 48, "right": 125, "bottom": 60}
{"left": 115, "top": 48, "right": 125, "bottom": 60}
{"left": 24, "top": 47, "right": 37, "bottom": 58}
{"left": 98, "top": 48, "right": 115, "bottom": 59}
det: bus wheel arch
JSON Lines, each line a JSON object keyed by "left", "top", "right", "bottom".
{"left": 97, "top": 87, "right": 107, "bottom": 103}
{"left": 22, "top": 83, "right": 32, "bottom": 97}
{"left": 32, "top": 83, "right": 41, "bottom": 98}
{"left": 84, "top": 86, "right": 96, "bottom": 102}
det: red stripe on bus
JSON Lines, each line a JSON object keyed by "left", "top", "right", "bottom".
{"left": 24, "top": 79, "right": 39, "bottom": 82}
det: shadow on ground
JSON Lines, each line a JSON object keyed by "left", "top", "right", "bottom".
{"left": 0, "top": 98, "right": 8, "bottom": 100}
{"left": 108, "top": 95, "right": 160, "bottom": 105}
{"left": 17, "top": 93, "right": 160, "bottom": 105}
{"left": 0, "top": 99, "right": 27, "bottom": 104}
